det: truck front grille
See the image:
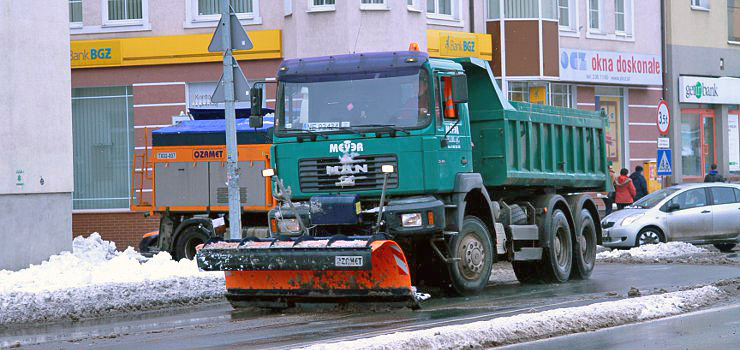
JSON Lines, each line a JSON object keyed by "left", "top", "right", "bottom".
{"left": 298, "top": 154, "right": 399, "bottom": 192}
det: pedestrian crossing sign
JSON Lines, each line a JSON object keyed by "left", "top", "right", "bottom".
{"left": 656, "top": 149, "right": 672, "bottom": 176}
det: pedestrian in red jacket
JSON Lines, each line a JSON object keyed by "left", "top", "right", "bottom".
{"left": 614, "top": 168, "right": 636, "bottom": 210}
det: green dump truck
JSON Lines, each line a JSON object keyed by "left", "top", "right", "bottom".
{"left": 197, "top": 50, "right": 609, "bottom": 307}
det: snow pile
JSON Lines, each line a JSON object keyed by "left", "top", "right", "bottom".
{"left": 300, "top": 286, "right": 724, "bottom": 350}
{"left": 596, "top": 242, "right": 709, "bottom": 263}
{"left": 0, "top": 233, "right": 225, "bottom": 326}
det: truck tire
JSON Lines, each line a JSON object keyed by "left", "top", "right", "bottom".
{"left": 512, "top": 261, "right": 541, "bottom": 284}
{"left": 446, "top": 216, "right": 494, "bottom": 296}
{"left": 713, "top": 243, "right": 736, "bottom": 253}
{"left": 541, "top": 209, "right": 573, "bottom": 283}
{"left": 175, "top": 225, "right": 209, "bottom": 260}
{"left": 509, "top": 204, "right": 527, "bottom": 225}
{"left": 571, "top": 209, "right": 596, "bottom": 280}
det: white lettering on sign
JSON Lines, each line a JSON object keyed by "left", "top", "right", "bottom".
{"left": 335, "top": 256, "right": 364, "bottom": 267}
{"left": 329, "top": 140, "right": 364, "bottom": 153}
{"left": 156, "top": 152, "right": 177, "bottom": 160}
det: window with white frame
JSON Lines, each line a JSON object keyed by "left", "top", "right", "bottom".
{"left": 614, "top": 0, "right": 633, "bottom": 35}
{"left": 550, "top": 84, "right": 572, "bottom": 108}
{"left": 361, "top": 0, "right": 387, "bottom": 9}
{"left": 309, "top": 0, "right": 335, "bottom": 11}
{"left": 558, "top": 0, "right": 577, "bottom": 30}
{"left": 195, "top": 0, "right": 254, "bottom": 18}
{"left": 285, "top": 0, "right": 292, "bottom": 15}
{"left": 487, "top": 0, "right": 500, "bottom": 19}
{"left": 103, "top": 0, "right": 145, "bottom": 24}
{"left": 487, "top": 1, "right": 558, "bottom": 20}
{"left": 69, "top": 0, "right": 82, "bottom": 24}
{"left": 691, "top": 0, "right": 710, "bottom": 10}
{"left": 588, "top": 0, "right": 601, "bottom": 31}
{"left": 427, "top": 0, "right": 453, "bottom": 16}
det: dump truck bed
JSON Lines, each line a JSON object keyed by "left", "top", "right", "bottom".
{"left": 454, "top": 58, "right": 609, "bottom": 192}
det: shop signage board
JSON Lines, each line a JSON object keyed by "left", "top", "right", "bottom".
{"left": 559, "top": 48, "right": 662, "bottom": 85}
{"left": 657, "top": 100, "right": 670, "bottom": 135}
{"left": 678, "top": 76, "right": 740, "bottom": 104}
{"left": 70, "top": 40, "right": 122, "bottom": 67}
{"left": 729, "top": 114, "right": 740, "bottom": 172}
{"left": 529, "top": 87, "right": 546, "bottom": 104}
{"left": 656, "top": 149, "right": 672, "bottom": 176}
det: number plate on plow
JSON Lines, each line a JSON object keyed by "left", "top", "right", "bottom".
{"left": 335, "top": 256, "right": 364, "bottom": 267}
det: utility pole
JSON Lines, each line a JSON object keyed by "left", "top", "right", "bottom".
{"left": 220, "top": 0, "right": 241, "bottom": 240}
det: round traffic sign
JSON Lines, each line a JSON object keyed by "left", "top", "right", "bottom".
{"left": 657, "top": 101, "right": 670, "bottom": 135}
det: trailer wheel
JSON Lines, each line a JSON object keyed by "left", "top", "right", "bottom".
{"left": 541, "top": 209, "right": 573, "bottom": 283}
{"left": 571, "top": 209, "right": 596, "bottom": 280}
{"left": 175, "top": 226, "right": 209, "bottom": 261}
{"left": 509, "top": 204, "right": 527, "bottom": 225}
{"left": 447, "top": 216, "right": 494, "bottom": 296}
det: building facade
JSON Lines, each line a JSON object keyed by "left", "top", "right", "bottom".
{"left": 664, "top": 0, "right": 740, "bottom": 183}
{"left": 1, "top": 1, "right": 73, "bottom": 270}
{"left": 68, "top": 0, "right": 492, "bottom": 249}
{"left": 486, "top": 0, "right": 664, "bottom": 173}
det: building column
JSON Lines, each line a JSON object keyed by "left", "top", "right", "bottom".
{"left": 716, "top": 104, "right": 731, "bottom": 177}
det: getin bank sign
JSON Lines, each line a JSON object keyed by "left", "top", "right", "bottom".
{"left": 559, "top": 49, "right": 662, "bottom": 86}
{"left": 679, "top": 76, "right": 740, "bottom": 104}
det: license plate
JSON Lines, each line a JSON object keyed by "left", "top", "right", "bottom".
{"left": 335, "top": 256, "right": 363, "bottom": 267}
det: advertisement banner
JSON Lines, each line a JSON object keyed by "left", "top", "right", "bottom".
{"left": 559, "top": 49, "right": 662, "bottom": 85}
{"left": 678, "top": 76, "right": 740, "bottom": 104}
{"left": 729, "top": 114, "right": 739, "bottom": 172}
{"left": 70, "top": 40, "right": 122, "bottom": 67}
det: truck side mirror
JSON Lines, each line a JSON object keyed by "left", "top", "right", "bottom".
{"left": 249, "top": 85, "right": 264, "bottom": 128}
{"left": 451, "top": 74, "right": 468, "bottom": 104}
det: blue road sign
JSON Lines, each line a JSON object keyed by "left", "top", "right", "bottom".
{"left": 657, "top": 149, "right": 672, "bottom": 176}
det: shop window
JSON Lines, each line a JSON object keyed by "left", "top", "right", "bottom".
{"left": 508, "top": 82, "right": 529, "bottom": 102}
{"left": 72, "top": 86, "right": 134, "bottom": 210}
{"left": 681, "top": 109, "right": 716, "bottom": 178}
{"left": 729, "top": 111, "right": 740, "bottom": 174}
{"left": 69, "top": 0, "right": 82, "bottom": 24}
{"left": 103, "top": 0, "right": 147, "bottom": 25}
{"left": 309, "top": 0, "right": 335, "bottom": 11}
{"left": 550, "top": 83, "right": 572, "bottom": 108}
{"left": 728, "top": 1, "right": 740, "bottom": 42}
{"left": 588, "top": 0, "right": 601, "bottom": 32}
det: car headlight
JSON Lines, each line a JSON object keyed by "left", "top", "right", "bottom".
{"left": 277, "top": 218, "right": 300, "bottom": 232}
{"left": 401, "top": 213, "right": 423, "bottom": 227}
{"left": 620, "top": 214, "right": 644, "bottom": 227}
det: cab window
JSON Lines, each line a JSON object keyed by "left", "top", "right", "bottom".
{"left": 670, "top": 188, "right": 708, "bottom": 211}
{"left": 710, "top": 187, "right": 735, "bottom": 205}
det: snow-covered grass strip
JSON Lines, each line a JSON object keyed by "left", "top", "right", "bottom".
{"left": 0, "top": 233, "right": 225, "bottom": 326}
{"left": 299, "top": 286, "right": 725, "bottom": 350}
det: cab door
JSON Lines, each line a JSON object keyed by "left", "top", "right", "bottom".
{"left": 431, "top": 72, "right": 473, "bottom": 188}
{"left": 666, "top": 188, "right": 713, "bottom": 241}
{"left": 709, "top": 187, "right": 740, "bottom": 238}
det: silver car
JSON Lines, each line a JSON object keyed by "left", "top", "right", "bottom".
{"left": 601, "top": 183, "right": 740, "bottom": 252}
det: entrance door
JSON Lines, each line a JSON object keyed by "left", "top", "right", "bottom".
{"left": 600, "top": 97, "right": 622, "bottom": 171}
{"left": 666, "top": 187, "right": 713, "bottom": 241}
{"left": 680, "top": 109, "right": 716, "bottom": 178}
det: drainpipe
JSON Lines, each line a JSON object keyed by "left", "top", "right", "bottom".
{"left": 500, "top": 0, "right": 507, "bottom": 97}
{"left": 468, "top": 0, "right": 475, "bottom": 32}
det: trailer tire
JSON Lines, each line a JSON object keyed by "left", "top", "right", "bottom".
{"left": 571, "top": 209, "right": 596, "bottom": 280}
{"left": 541, "top": 209, "right": 573, "bottom": 283}
{"left": 446, "top": 216, "right": 494, "bottom": 296}
{"left": 509, "top": 204, "right": 527, "bottom": 225}
{"left": 175, "top": 225, "right": 209, "bottom": 261}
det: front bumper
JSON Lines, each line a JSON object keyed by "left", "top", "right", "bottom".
{"left": 601, "top": 226, "right": 639, "bottom": 248}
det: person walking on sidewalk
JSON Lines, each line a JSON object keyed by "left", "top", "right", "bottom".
{"left": 614, "top": 168, "right": 636, "bottom": 210}
{"left": 630, "top": 165, "right": 648, "bottom": 201}
{"left": 704, "top": 163, "right": 725, "bottom": 182}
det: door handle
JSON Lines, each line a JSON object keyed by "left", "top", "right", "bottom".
{"left": 701, "top": 210, "right": 711, "bottom": 214}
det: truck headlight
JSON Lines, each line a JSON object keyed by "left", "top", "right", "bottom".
{"left": 401, "top": 213, "right": 422, "bottom": 227}
{"left": 277, "top": 218, "right": 300, "bottom": 232}
{"left": 620, "top": 214, "right": 644, "bottom": 227}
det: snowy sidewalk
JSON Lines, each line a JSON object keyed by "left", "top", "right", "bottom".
{"left": 299, "top": 286, "right": 726, "bottom": 350}
{"left": 0, "top": 234, "right": 225, "bottom": 326}
{"left": 596, "top": 242, "right": 738, "bottom": 265}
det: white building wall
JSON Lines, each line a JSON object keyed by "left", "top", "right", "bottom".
{"left": 0, "top": 0, "right": 73, "bottom": 270}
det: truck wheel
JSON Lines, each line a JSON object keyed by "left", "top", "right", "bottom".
{"left": 509, "top": 204, "right": 527, "bottom": 225}
{"left": 447, "top": 216, "right": 494, "bottom": 296}
{"left": 571, "top": 209, "right": 596, "bottom": 280}
{"left": 175, "top": 226, "right": 209, "bottom": 260}
{"left": 713, "top": 243, "right": 736, "bottom": 253}
{"left": 512, "top": 261, "right": 541, "bottom": 284}
{"left": 541, "top": 209, "right": 573, "bottom": 283}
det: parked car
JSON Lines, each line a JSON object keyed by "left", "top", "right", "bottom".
{"left": 601, "top": 183, "right": 740, "bottom": 252}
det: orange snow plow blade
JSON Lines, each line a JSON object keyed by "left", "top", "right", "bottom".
{"left": 196, "top": 236, "right": 416, "bottom": 308}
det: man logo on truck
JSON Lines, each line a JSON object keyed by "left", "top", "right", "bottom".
{"left": 330, "top": 140, "right": 364, "bottom": 153}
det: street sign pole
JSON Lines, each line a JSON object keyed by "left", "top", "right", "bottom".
{"left": 220, "top": 0, "right": 242, "bottom": 240}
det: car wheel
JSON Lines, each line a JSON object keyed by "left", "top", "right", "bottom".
{"left": 636, "top": 227, "right": 664, "bottom": 247}
{"left": 713, "top": 243, "right": 736, "bottom": 253}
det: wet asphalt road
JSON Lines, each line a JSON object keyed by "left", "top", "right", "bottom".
{"left": 3, "top": 263, "right": 739, "bottom": 350}
{"left": 499, "top": 303, "right": 740, "bottom": 350}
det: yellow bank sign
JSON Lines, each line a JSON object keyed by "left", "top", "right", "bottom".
{"left": 426, "top": 30, "right": 492, "bottom": 61}
{"left": 70, "top": 40, "right": 122, "bottom": 67}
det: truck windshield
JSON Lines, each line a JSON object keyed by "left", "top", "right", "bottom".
{"left": 276, "top": 71, "right": 431, "bottom": 135}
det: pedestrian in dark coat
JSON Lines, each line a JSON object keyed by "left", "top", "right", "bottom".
{"left": 704, "top": 163, "right": 725, "bottom": 182}
{"left": 614, "top": 168, "right": 636, "bottom": 210}
{"left": 629, "top": 166, "right": 648, "bottom": 201}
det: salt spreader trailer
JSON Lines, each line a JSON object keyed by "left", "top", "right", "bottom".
{"left": 131, "top": 117, "right": 275, "bottom": 260}
{"left": 197, "top": 50, "right": 609, "bottom": 308}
